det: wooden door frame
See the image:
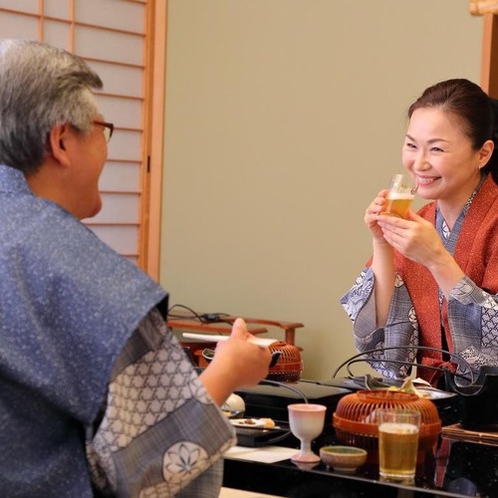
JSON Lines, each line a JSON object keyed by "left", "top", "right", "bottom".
{"left": 481, "top": 13, "right": 498, "bottom": 96}
{"left": 142, "top": 0, "right": 167, "bottom": 281}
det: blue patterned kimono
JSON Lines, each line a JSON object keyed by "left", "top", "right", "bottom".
{"left": 0, "top": 165, "right": 235, "bottom": 497}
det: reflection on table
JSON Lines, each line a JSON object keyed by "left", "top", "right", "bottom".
{"left": 224, "top": 437, "right": 498, "bottom": 497}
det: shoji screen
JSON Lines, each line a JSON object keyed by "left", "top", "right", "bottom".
{"left": 0, "top": 0, "right": 163, "bottom": 275}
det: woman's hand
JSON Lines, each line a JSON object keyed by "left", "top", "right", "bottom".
{"left": 365, "top": 190, "right": 390, "bottom": 242}
{"left": 375, "top": 209, "right": 465, "bottom": 297}
{"left": 375, "top": 210, "right": 446, "bottom": 265}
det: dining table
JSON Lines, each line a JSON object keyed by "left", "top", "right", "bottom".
{"left": 223, "top": 379, "right": 498, "bottom": 497}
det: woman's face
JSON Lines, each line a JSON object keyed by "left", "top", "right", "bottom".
{"left": 402, "top": 107, "right": 490, "bottom": 206}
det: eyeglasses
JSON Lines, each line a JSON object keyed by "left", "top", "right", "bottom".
{"left": 93, "top": 120, "right": 114, "bottom": 143}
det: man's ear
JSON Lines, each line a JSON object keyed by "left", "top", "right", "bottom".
{"left": 48, "top": 124, "right": 71, "bottom": 167}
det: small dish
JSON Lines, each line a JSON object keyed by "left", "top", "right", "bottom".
{"left": 319, "top": 445, "right": 367, "bottom": 473}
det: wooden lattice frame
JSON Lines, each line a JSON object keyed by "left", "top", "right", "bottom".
{"left": 471, "top": 0, "right": 498, "bottom": 15}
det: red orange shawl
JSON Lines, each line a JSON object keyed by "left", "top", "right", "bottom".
{"left": 395, "top": 174, "right": 498, "bottom": 382}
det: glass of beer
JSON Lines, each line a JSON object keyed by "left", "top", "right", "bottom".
{"left": 378, "top": 409, "right": 421, "bottom": 483}
{"left": 382, "top": 173, "right": 416, "bottom": 219}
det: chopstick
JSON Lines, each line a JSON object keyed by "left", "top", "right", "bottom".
{"left": 182, "top": 332, "right": 279, "bottom": 347}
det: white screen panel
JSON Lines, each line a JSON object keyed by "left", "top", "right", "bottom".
{"left": 43, "top": 0, "right": 71, "bottom": 19}
{"left": 0, "top": 13, "right": 38, "bottom": 38}
{"left": 75, "top": 0, "right": 145, "bottom": 34}
{"left": 88, "top": 225, "right": 139, "bottom": 254}
{"left": 99, "top": 162, "right": 140, "bottom": 192}
{"left": 0, "top": 0, "right": 37, "bottom": 13}
{"left": 0, "top": 0, "right": 153, "bottom": 265}
{"left": 87, "top": 60, "right": 143, "bottom": 98}
{"left": 95, "top": 95, "right": 142, "bottom": 129}
{"left": 92, "top": 193, "right": 140, "bottom": 223}
{"left": 42, "top": 20, "right": 71, "bottom": 50}
{"left": 74, "top": 26, "right": 144, "bottom": 66}
{"left": 107, "top": 129, "right": 142, "bottom": 162}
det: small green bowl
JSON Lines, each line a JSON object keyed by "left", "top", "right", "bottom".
{"left": 319, "top": 445, "right": 367, "bottom": 473}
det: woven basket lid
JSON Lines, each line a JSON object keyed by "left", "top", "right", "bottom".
{"left": 333, "top": 389, "right": 441, "bottom": 439}
{"left": 267, "top": 341, "right": 303, "bottom": 382}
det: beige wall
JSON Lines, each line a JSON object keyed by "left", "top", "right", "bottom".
{"left": 160, "top": 0, "right": 483, "bottom": 380}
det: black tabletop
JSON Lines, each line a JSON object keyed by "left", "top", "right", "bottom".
{"left": 223, "top": 384, "right": 498, "bottom": 498}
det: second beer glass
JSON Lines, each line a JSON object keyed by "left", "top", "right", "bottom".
{"left": 378, "top": 409, "right": 421, "bottom": 483}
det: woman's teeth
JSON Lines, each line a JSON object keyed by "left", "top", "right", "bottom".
{"left": 417, "top": 177, "right": 439, "bottom": 185}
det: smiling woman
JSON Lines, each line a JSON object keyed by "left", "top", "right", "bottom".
{"left": 341, "top": 78, "right": 498, "bottom": 388}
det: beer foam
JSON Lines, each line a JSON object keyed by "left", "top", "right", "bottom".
{"left": 379, "top": 422, "right": 419, "bottom": 435}
{"left": 386, "top": 192, "right": 414, "bottom": 200}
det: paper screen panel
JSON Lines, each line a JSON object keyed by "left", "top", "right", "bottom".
{"left": 106, "top": 128, "right": 142, "bottom": 162}
{"left": 0, "top": 0, "right": 37, "bottom": 13}
{"left": 90, "top": 226, "right": 139, "bottom": 252}
{"left": 91, "top": 193, "right": 140, "bottom": 224}
{"left": 75, "top": 0, "right": 145, "bottom": 32}
{"left": 74, "top": 26, "right": 144, "bottom": 65}
{"left": 89, "top": 225, "right": 139, "bottom": 260}
{"left": 96, "top": 94, "right": 142, "bottom": 129}
{"left": 42, "top": 20, "right": 72, "bottom": 48}
{"left": 99, "top": 162, "right": 140, "bottom": 192}
{"left": 86, "top": 61, "right": 143, "bottom": 98}
{"left": 0, "top": 12, "right": 38, "bottom": 37}
{"left": 43, "top": 0, "right": 71, "bottom": 19}
{"left": 0, "top": 0, "right": 152, "bottom": 264}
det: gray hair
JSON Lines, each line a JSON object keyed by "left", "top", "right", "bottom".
{"left": 0, "top": 39, "right": 103, "bottom": 174}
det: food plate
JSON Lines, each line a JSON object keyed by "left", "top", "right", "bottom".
{"left": 416, "top": 387, "right": 457, "bottom": 400}
{"left": 230, "top": 418, "right": 267, "bottom": 428}
{"left": 234, "top": 424, "right": 290, "bottom": 447}
{"left": 359, "top": 375, "right": 457, "bottom": 401}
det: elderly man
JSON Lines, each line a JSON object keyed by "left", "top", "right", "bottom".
{"left": 0, "top": 39, "right": 270, "bottom": 497}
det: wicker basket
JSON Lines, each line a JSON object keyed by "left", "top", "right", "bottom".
{"left": 332, "top": 390, "right": 441, "bottom": 462}
{"left": 267, "top": 341, "right": 303, "bottom": 382}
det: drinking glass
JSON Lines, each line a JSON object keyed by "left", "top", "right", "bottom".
{"left": 288, "top": 403, "right": 326, "bottom": 463}
{"left": 378, "top": 409, "right": 421, "bottom": 483}
{"left": 382, "top": 173, "right": 417, "bottom": 219}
